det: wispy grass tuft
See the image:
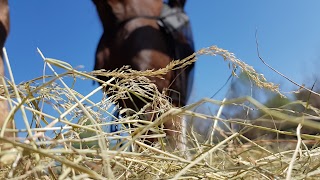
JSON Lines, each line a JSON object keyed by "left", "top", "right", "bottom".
{"left": 198, "top": 46, "right": 283, "bottom": 97}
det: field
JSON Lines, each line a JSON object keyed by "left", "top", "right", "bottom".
{"left": 0, "top": 46, "right": 320, "bottom": 179}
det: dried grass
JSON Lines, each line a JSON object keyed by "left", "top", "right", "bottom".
{"left": 0, "top": 46, "right": 319, "bottom": 179}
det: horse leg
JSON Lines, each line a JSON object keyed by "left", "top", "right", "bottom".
{"left": 0, "top": 58, "right": 10, "bottom": 136}
{"left": 0, "top": 0, "right": 14, "bottom": 141}
{"left": 163, "top": 114, "right": 191, "bottom": 159}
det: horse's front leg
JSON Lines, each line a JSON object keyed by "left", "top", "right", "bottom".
{"left": 164, "top": 114, "right": 191, "bottom": 159}
{"left": 0, "top": 0, "right": 15, "bottom": 140}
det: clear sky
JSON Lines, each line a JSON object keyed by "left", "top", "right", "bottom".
{"left": 5, "top": 1, "right": 320, "bottom": 119}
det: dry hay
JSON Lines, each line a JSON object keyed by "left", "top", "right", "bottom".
{"left": 0, "top": 47, "right": 319, "bottom": 179}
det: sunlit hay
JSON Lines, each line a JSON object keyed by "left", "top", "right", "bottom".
{"left": 198, "top": 45, "right": 283, "bottom": 97}
{"left": 0, "top": 47, "right": 319, "bottom": 179}
{"left": 92, "top": 53, "right": 196, "bottom": 81}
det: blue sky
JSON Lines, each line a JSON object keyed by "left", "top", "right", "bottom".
{"left": 5, "top": 1, "right": 320, "bottom": 117}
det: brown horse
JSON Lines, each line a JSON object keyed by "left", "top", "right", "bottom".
{"left": 0, "top": 0, "right": 13, "bottom": 140}
{"left": 92, "top": 0, "right": 194, "bottom": 151}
